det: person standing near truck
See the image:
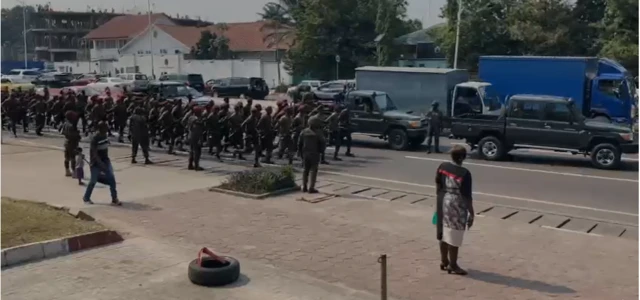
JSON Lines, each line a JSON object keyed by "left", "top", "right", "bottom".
{"left": 426, "top": 102, "right": 443, "bottom": 154}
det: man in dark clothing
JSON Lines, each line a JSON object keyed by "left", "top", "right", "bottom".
{"left": 228, "top": 104, "right": 245, "bottom": 159}
{"left": 187, "top": 107, "right": 206, "bottom": 171}
{"left": 242, "top": 108, "right": 261, "bottom": 167}
{"left": 298, "top": 120, "right": 324, "bottom": 193}
{"left": 243, "top": 97, "right": 253, "bottom": 119}
{"left": 307, "top": 108, "right": 329, "bottom": 164}
{"left": 83, "top": 121, "right": 120, "bottom": 206}
{"left": 277, "top": 107, "right": 294, "bottom": 164}
{"left": 61, "top": 110, "right": 81, "bottom": 177}
{"left": 2, "top": 95, "right": 20, "bottom": 137}
{"left": 130, "top": 107, "right": 153, "bottom": 165}
{"left": 258, "top": 106, "right": 274, "bottom": 164}
{"left": 171, "top": 101, "right": 186, "bottom": 152}
{"left": 291, "top": 106, "right": 307, "bottom": 158}
{"left": 159, "top": 103, "right": 175, "bottom": 153}
{"left": 338, "top": 107, "right": 355, "bottom": 157}
{"left": 111, "top": 98, "right": 129, "bottom": 143}
{"left": 426, "top": 102, "right": 443, "bottom": 154}
{"left": 76, "top": 91, "right": 88, "bottom": 133}
{"left": 206, "top": 105, "right": 223, "bottom": 160}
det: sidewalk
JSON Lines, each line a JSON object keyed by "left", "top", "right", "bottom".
{"left": 2, "top": 142, "right": 638, "bottom": 300}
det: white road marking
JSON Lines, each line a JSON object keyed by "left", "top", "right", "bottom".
{"left": 449, "top": 142, "right": 639, "bottom": 161}
{"left": 319, "top": 170, "right": 639, "bottom": 217}
{"left": 405, "top": 156, "right": 638, "bottom": 183}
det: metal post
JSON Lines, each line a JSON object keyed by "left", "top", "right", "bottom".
{"left": 453, "top": 0, "right": 462, "bottom": 69}
{"left": 378, "top": 254, "right": 388, "bottom": 300}
{"left": 147, "top": 0, "right": 155, "bottom": 79}
{"left": 21, "top": 2, "right": 28, "bottom": 68}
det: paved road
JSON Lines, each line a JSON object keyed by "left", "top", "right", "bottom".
{"left": 5, "top": 128, "right": 638, "bottom": 225}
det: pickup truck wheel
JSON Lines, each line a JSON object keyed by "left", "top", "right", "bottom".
{"left": 478, "top": 136, "right": 505, "bottom": 161}
{"left": 590, "top": 143, "right": 621, "bottom": 169}
{"left": 388, "top": 129, "right": 409, "bottom": 150}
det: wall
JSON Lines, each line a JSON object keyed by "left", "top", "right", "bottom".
{"left": 90, "top": 48, "right": 120, "bottom": 61}
{"left": 1, "top": 61, "right": 45, "bottom": 74}
{"left": 53, "top": 61, "right": 94, "bottom": 73}
{"left": 114, "top": 54, "right": 292, "bottom": 85}
{"left": 119, "top": 26, "right": 189, "bottom": 57}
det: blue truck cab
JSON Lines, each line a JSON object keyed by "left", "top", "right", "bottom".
{"left": 473, "top": 56, "right": 637, "bottom": 125}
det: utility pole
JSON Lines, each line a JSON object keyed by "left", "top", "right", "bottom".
{"left": 147, "top": 0, "right": 155, "bottom": 78}
{"left": 453, "top": 0, "right": 462, "bottom": 69}
{"left": 18, "top": 0, "right": 28, "bottom": 68}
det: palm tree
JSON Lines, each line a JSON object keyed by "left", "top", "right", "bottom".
{"left": 259, "top": 0, "right": 300, "bottom": 85}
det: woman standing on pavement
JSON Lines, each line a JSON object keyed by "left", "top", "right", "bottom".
{"left": 435, "top": 145, "right": 474, "bottom": 275}
{"left": 83, "top": 121, "right": 121, "bottom": 206}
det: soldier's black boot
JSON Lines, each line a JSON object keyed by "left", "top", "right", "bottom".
{"left": 131, "top": 158, "right": 137, "bottom": 164}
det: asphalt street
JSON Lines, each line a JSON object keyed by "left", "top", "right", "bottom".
{"left": 6, "top": 127, "right": 638, "bottom": 225}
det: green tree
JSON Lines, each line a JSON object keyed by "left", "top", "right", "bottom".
{"left": 572, "top": 0, "right": 606, "bottom": 56}
{"left": 259, "top": 0, "right": 303, "bottom": 84}
{"left": 599, "top": 0, "right": 638, "bottom": 74}
{"left": 190, "top": 30, "right": 232, "bottom": 59}
{"left": 1, "top": 5, "right": 37, "bottom": 60}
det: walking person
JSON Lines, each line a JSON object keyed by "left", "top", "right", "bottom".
{"left": 62, "top": 111, "right": 81, "bottom": 177}
{"left": 435, "top": 145, "right": 474, "bottom": 275}
{"left": 83, "top": 121, "right": 121, "bottom": 206}
{"left": 426, "top": 102, "right": 443, "bottom": 153}
{"left": 129, "top": 107, "right": 153, "bottom": 165}
{"left": 298, "top": 119, "right": 324, "bottom": 193}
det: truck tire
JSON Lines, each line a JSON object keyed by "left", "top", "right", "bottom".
{"left": 188, "top": 256, "right": 241, "bottom": 287}
{"left": 388, "top": 129, "right": 409, "bottom": 150}
{"left": 590, "top": 143, "right": 621, "bottom": 170}
{"left": 478, "top": 136, "right": 506, "bottom": 161}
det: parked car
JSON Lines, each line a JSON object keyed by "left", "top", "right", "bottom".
{"left": 147, "top": 81, "right": 203, "bottom": 104}
{"left": 313, "top": 80, "right": 356, "bottom": 100}
{"left": 1, "top": 77, "right": 35, "bottom": 91}
{"left": 159, "top": 73, "right": 205, "bottom": 92}
{"left": 209, "top": 77, "right": 269, "bottom": 100}
{"left": 5, "top": 69, "right": 41, "bottom": 83}
{"left": 117, "top": 73, "right": 150, "bottom": 91}
{"left": 450, "top": 94, "right": 638, "bottom": 169}
{"left": 70, "top": 73, "right": 101, "bottom": 86}
{"left": 87, "top": 77, "right": 131, "bottom": 91}
{"left": 287, "top": 80, "right": 325, "bottom": 94}
{"left": 31, "top": 72, "right": 74, "bottom": 88}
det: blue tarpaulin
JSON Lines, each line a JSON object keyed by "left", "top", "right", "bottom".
{"left": 1, "top": 61, "right": 45, "bottom": 74}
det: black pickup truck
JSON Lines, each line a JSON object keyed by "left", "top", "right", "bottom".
{"left": 451, "top": 94, "right": 638, "bottom": 169}
{"left": 316, "top": 90, "right": 428, "bottom": 150}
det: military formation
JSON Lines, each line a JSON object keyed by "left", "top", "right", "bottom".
{"left": 1, "top": 87, "right": 355, "bottom": 193}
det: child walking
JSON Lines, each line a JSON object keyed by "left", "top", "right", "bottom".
{"left": 74, "top": 147, "right": 85, "bottom": 185}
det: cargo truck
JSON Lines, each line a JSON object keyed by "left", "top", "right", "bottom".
{"left": 475, "top": 56, "right": 637, "bottom": 125}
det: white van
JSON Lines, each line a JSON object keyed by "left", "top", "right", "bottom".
{"left": 117, "top": 73, "right": 149, "bottom": 91}
{"left": 5, "top": 69, "right": 41, "bottom": 83}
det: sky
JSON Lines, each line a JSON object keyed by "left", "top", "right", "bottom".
{"left": 2, "top": 0, "right": 446, "bottom": 28}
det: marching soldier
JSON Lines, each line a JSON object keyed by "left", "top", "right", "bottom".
{"left": 30, "top": 96, "right": 47, "bottom": 136}
{"left": 228, "top": 104, "right": 245, "bottom": 159}
{"left": 129, "top": 107, "right": 153, "bottom": 165}
{"left": 242, "top": 107, "right": 261, "bottom": 167}
{"left": 111, "top": 98, "right": 128, "bottom": 143}
{"left": 206, "top": 105, "right": 223, "bottom": 160}
{"left": 2, "top": 95, "right": 20, "bottom": 137}
{"left": 76, "top": 90, "right": 88, "bottom": 133}
{"left": 425, "top": 102, "right": 443, "bottom": 154}
{"left": 61, "top": 110, "right": 81, "bottom": 177}
{"left": 277, "top": 107, "right": 294, "bottom": 164}
{"left": 291, "top": 105, "right": 307, "bottom": 158}
{"left": 187, "top": 106, "right": 206, "bottom": 171}
{"left": 298, "top": 117, "right": 324, "bottom": 193}
{"left": 325, "top": 105, "right": 342, "bottom": 160}
{"left": 308, "top": 108, "right": 329, "bottom": 164}
{"left": 258, "top": 106, "right": 274, "bottom": 164}
{"left": 159, "top": 103, "right": 175, "bottom": 152}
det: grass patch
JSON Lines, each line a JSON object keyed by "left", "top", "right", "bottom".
{"left": 1, "top": 198, "right": 105, "bottom": 249}
{"left": 219, "top": 165, "right": 296, "bottom": 195}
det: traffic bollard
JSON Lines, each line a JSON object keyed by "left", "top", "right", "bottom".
{"left": 378, "top": 254, "right": 388, "bottom": 300}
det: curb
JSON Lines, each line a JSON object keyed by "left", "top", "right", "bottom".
{"left": 1, "top": 230, "right": 123, "bottom": 268}
{"left": 209, "top": 185, "right": 300, "bottom": 199}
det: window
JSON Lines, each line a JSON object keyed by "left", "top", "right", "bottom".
{"left": 118, "top": 39, "right": 127, "bottom": 48}
{"left": 511, "top": 101, "right": 542, "bottom": 120}
{"left": 137, "top": 50, "right": 144, "bottom": 55}
{"left": 598, "top": 79, "right": 623, "bottom": 98}
{"left": 354, "top": 96, "right": 374, "bottom": 112}
{"left": 7, "top": 70, "right": 21, "bottom": 75}
{"left": 544, "top": 103, "right": 572, "bottom": 122}
{"left": 105, "top": 40, "right": 117, "bottom": 49}
{"left": 135, "top": 74, "right": 148, "bottom": 80}
{"left": 23, "top": 71, "right": 40, "bottom": 76}
{"left": 160, "top": 49, "right": 168, "bottom": 54}
{"left": 230, "top": 78, "right": 249, "bottom": 85}
{"left": 96, "top": 40, "right": 105, "bottom": 49}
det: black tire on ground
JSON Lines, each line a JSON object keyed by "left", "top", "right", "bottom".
{"left": 590, "top": 143, "right": 621, "bottom": 170}
{"left": 188, "top": 256, "right": 241, "bottom": 287}
{"left": 409, "top": 136, "right": 426, "bottom": 148}
{"left": 388, "top": 129, "right": 409, "bottom": 150}
{"left": 477, "top": 136, "right": 506, "bottom": 161}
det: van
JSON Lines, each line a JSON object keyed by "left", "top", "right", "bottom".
{"left": 117, "top": 73, "right": 149, "bottom": 91}
{"left": 159, "top": 73, "right": 205, "bottom": 92}
{"left": 5, "top": 69, "right": 41, "bottom": 83}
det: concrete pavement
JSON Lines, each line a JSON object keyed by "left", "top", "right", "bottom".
{"left": 1, "top": 142, "right": 638, "bottom": 299}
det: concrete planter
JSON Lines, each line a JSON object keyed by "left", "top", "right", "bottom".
{"left": 209, "top": 185, "right": 299, "bottom": 199}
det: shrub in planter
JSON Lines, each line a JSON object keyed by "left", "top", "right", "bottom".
{"left": 274, "top": 84, "right": 289, "bottom": 93}
{"left": 219, "top": 166, "right": 296, "bottom": 195}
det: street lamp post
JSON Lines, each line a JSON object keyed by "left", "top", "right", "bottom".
{"left": 147, "top": 0, "right": 155, "bottom": 79}
{"left": 18, "top": 0, "right": 28, "bottom": 68}
{"left": 453, "top": 0, "right": 462, "bottom": 69}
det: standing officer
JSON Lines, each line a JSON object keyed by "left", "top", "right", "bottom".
{"left": 338, "top": 106, "right": 355, "bottom": 157}
{"left": 324, "top": 105, "right": 341, "bottom": 160}
{"left": 257, "top": 106, "right": 274, "bottom": 164}
{"left": 187, "top": 106, "right": 205, "bottom": 171}
{"left": 277, "top": 107, "right": 294, "bottom": 164}
{"left": 425, "top": 102, "right": 443, "bottom": 154}
{"left": 298, "top": 118, "right": 324, "bottom": 193}
{"left": 307, "top": 108, "right": 329, "bottom": 165}
{"left": 129, "top": 107, "right": 153, "bottom": 165}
